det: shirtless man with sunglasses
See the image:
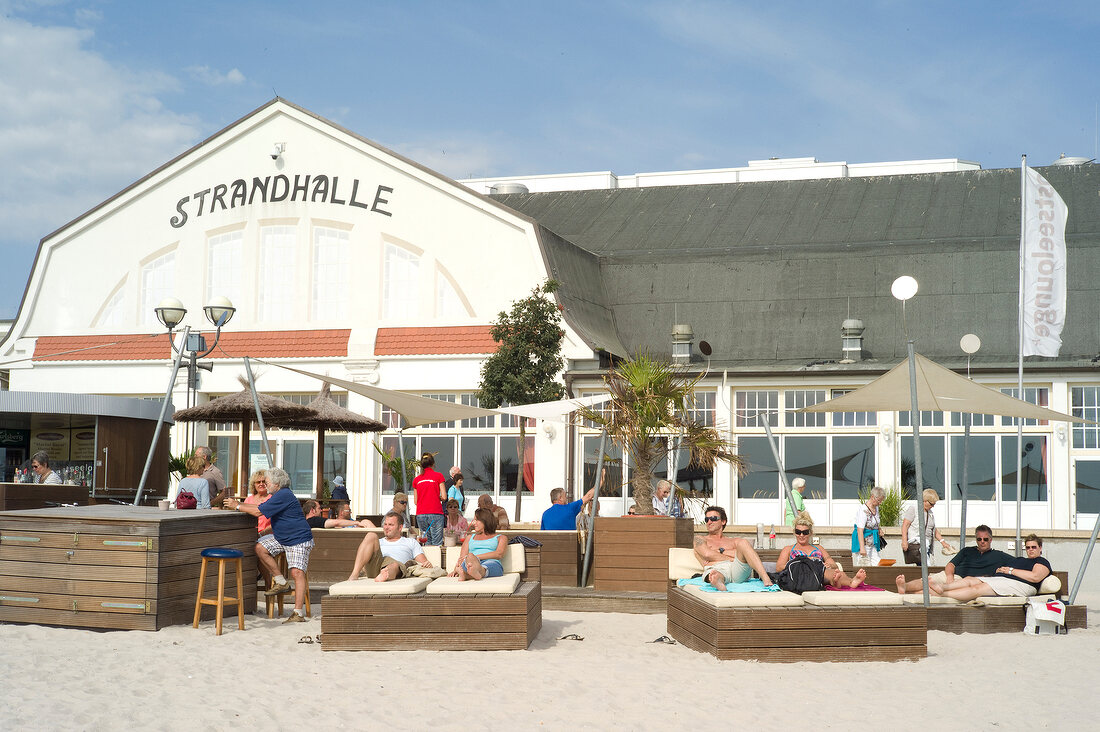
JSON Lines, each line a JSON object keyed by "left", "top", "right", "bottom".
{"left": 693, "top": 505, "right": 773, "bottom": 590}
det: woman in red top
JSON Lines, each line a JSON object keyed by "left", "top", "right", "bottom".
{"left": 413, "top": 452, "right": 446, "bottom": 545}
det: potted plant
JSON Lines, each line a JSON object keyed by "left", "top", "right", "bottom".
{"left": 577, "top": 353, "right": 745, "bottom": 590}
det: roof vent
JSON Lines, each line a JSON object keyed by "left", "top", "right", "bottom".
{"left": 671, "top": 324, "right": 694, "bottom": 365}
{"left": 841, "top": 318, "right": 865, "bottom": 363}
{"left": 1051, "top": 153, "right": 1093, "bottom": 166}
{"left": 489, "top": 182, "right": 530, "bottom": 195}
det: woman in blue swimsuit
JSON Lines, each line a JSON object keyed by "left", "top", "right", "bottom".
{"left": 451, "top": 507, "right": 508, "bottom": 580}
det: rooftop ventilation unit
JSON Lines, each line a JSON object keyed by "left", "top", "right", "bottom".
{"left": 489, "top": 182, "right": 530, "bottom": 194}
{"left": 671, "top": 324, "right": 694, "bottom": 365}
{"left": 841, "top": 318, "right": 865, "bottom": 363}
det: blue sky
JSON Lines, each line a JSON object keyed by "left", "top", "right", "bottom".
{"left": 1, "top": 1, "right": 1098, "bottom": 318}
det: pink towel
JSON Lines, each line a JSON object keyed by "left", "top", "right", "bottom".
{"left": 824, "top": 583, "right": 884, "bottom": 592}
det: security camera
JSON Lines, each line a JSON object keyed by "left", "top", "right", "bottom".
{"left": 270, "top": 142, "right": 285, "bottom": 160}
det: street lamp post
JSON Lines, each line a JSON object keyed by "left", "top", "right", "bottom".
{"left": 892, "top": 275, "right": 931, "bottom": 606}
{"left": 133, "top": 297, "right": 235, "bottom": 506}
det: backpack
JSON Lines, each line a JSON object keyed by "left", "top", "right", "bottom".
{"left": 770, "top": 556, "right": 825, "bottom": 594}
{"left": 175, "top": 490, "right": 197, "bottom": 510}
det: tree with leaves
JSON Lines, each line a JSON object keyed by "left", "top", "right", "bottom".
{"left": 578, "top": 352, "right": 744, "bottom": 515}
{"left": 478, "top": 280, "right": 565, "bottom": 521}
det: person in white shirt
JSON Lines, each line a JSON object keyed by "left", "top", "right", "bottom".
{"left": 901, "top": 489, "right": 952, "bottom": 565}
{"left": 31, "top": 451, "right": 63, "bottom": 485}
{"left": 652, "top": 480, "right": 682, "bottom": 517}
{"left": 346, "top": 512, "right": 433, "bottom": 582}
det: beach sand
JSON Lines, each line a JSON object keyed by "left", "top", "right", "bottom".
{"left": 2, "top": 597, "right": 1098, "bottom": 730}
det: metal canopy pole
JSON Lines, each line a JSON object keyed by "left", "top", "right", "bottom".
{"left": 907, "top": 338, "right": 931, "bottom": 607}
{"left": 1068, "top": 510, "right": 1100, "bottom": 605}
{"left": 580, "top": 428, "right": 608, "bottom": 588}
{"left": 762, "top": 413, "right": 799, "bottom": 522}
{"left": 244, "top": 357, "right": 274, "bottom": 467}
{"left": 960, "top": 412, "right": 971, "bottom": 550}
{"left": 134, "top": 326, "right": 191, "bottom": 506}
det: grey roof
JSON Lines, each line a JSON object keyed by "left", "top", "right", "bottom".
{"left": 497, "top": 165, "right": 1100, "bottom": 370}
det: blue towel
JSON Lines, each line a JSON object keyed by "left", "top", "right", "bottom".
{"left": 677, "top": 576, "right": 779, "bottom": 593}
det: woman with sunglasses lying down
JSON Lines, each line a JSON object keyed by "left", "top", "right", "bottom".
{"left": 776, "top": 513, "right": 867, "bottom": 589}
{"left": 929, "top": 533, "right": 1051, "bottom": 601}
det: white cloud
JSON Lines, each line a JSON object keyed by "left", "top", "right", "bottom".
{"left": 186, "top": 65, "right": 246, "bottom": 86}
{"left": 0, "top": 14, "right": 199, "bottom": 245}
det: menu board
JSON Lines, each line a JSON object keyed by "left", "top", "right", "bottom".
{"left": 30, "top": 429, "right": 71, "bottom": 461}
{"left": 71, "top": 429, "right": 96, "bottom": 461}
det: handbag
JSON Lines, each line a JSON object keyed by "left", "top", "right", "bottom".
{"left": 175, "top": 490, "right": 197, "bottom": 509}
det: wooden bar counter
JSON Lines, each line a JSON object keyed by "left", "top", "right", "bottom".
{"left": 0, "top": 505, "right": 257, "bottom": 631}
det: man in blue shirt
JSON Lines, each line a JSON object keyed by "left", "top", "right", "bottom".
{"left": 541, "top": 486, "right": 596, "bottom": 530}
{"left": 226, "top": 467, "right": 314, "bottom": 623}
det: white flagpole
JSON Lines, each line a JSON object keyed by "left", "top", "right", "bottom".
{"left": 1016, "top": 154, "right": 1026, "bottom": 557}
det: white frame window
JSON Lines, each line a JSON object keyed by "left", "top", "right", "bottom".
{"left": 259, "top": 225, "right": 296, "bottom": 322}
{"left": 383, "top": 243, "right": 419, "bottom": 319}
{"left": 312, "top": 226, "right": 349, "bottom": 320}
{"left": 141, "top": 251, "right": 176, "bottom": 327}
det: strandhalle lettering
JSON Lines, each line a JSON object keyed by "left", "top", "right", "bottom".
{"left": 170, "top": 174, "right": 393, "bottom": 228}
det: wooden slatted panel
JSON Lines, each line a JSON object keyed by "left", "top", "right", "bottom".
{"left": 321, "top": 581, "right": 540, "bottom": 651}
{"left": 0, "top": 530, "right": 156, "bottom": 551}
{"left": 592, "top": 517, "right": 693, "bottom": 592}
{"left": 666, "top": 586, "right": 927, "bottom": 662}
{"left": 0, "top": 604, "right": 157, "bottom": 631}
{"left": 0, "top": 591, "right": 154, "bottom": 614}
{"left": 0, "top": 545, "right": 153, "bottom": 567}
{"left": 0, "top": 575, "right": 149, "bottom": 599}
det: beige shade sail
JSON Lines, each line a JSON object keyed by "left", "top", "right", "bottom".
{"left": 269, "top": 364, "right": 499, "bottom": 427}
{"left": 495, "top": 394, "right": 612, "bottom": 423}
{"left": 801, "top": 352, "right": 1090, "bottom": 423}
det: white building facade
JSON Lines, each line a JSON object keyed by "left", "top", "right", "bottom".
{"left": 3, "top": 99, "right": 1099, "bottom": 531}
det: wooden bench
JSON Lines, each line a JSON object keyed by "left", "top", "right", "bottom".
{"left": 667, "top": 584, "right": 927, "bottom": 662}
{"left": 321, "top": 580, "right": 542, "bottom": 651}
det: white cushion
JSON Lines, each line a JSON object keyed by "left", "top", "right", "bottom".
{"left": 803, "top": 590, "right": 903, "bottom": 607}
{"left": 669, "top": 547, "right": 704, "bottom": 580}
{"left": 682, "top": 584, "right": 804, "bottom": 607}
{"left": 445, "top": 543, "right": 525, "bottom": 573}
{"left": 422, "top": 545, "right": 442, "bottom": 568}
{"left": 328, "top": 576, "right": 431, "bottom": 596}
{"left": 1039, "top": 575, "right": 1061, "bottom": 595}
{"left": 901, "top": 593, "right": 960, "bottom": 605}
{"left": 425, "top": 573, "right": 521, "bottom": 595}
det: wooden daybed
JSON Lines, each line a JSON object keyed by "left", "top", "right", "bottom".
{"left": 665, "top": 548, "right": 927, "bottom": 662}
{"left": 320, "top": 544, "right": 542, "bottom": 651}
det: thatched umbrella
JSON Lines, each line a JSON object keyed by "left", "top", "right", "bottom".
{"left": 265, "top": 382, "right": 386, "bottom": 498}
{"left": 172, "top": 378, "right": 316, "bottom": 492}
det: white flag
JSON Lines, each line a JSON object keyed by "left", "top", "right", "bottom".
{"left": 1021, "top": 167, "right": 1068, "bottom": 357}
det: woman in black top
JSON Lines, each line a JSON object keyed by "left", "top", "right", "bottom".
{"left": 930, "top": 534, "right": 1052, "bottom": 601}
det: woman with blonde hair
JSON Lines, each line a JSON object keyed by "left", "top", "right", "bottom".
{"left": 901, "top": 488, "right": 953, "bottom": 565}
{"left": 777, "top": 513, "right": 866, "bottom": 589}
{"left": 243, "top": 470, "right": 273, "bottom": 535}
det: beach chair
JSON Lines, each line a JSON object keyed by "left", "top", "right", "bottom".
{"left": 666, "top": 548, "right": 927, "bottom": 662}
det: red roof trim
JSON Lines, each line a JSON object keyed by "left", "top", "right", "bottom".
{"left": 374, "top": 326, "right": 497, "bottom": 355}
{"left": 33, "top": 330, "right": 351, "bottom": 362}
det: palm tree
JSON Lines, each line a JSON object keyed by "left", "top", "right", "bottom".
{"left": 578, "top": 353, "right": 745, "bottom": 515}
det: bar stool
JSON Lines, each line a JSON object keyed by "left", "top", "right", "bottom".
{"left": 266, "top": 553, "right": 311, "bottom": 618}
{"left": 193, "top": 547, "right": 245, "bottom": 635}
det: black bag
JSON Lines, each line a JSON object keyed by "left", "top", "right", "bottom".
{"left": 769, "top": 556, "right": 825, "bottom": 594}
{"left": 878, "top": 532, "right": 888, "bottom": 550}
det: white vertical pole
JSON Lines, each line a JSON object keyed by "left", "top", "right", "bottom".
{"left": 1016, "top": 155, "right": 1027, "bottom": 556}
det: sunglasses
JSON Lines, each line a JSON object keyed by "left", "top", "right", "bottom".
{"left": 1025, "top": 545, "right": 1040, "bottom": 550}
{"left": 396, "top": 500, "right": 407, "bottom": 504}
{"left": 975, "top": 536, "right": 992, "bottom": 542}
{"left": 703, "top": 516, "right": 722, "bottom": 523}
{"left": 794, "top": 529, "right": 810, "bottom": 535}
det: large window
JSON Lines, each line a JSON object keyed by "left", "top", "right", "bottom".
{"left": 684, "top": 391, "right": 717, "bottom": 427}
{"left": 460, "top": 436, "right": 497, "bottom": 495}
{"left": 785, "top": 390, "right": 826, "bottom": 427}
{"left": 259, "top": 225, "right": 296, "bottom": 322}
{"left": 950, "top": 435, "right": 996, "bottom": 501}
{"left": 141, "top": 251, "right": 176, "bottom": 326}
{"left": 97, "top": 284, "right": 128, "bottom": 328}
{"left": 383, "top": 243, "right": 419, "bottom": 318}
{"left": 583, "top": 436, "right": 624, "bottom": 497}
{"left": 1072, "top": 387, "right": 1100, "bottom": 448}
{"left": 900, "top": 435, "right": 946, "bottom": 500}
{"left": 999, "top": 387, "right": 1049, "bottom": 426}
{"left": 312, "top": 226, "right": 349, "bottom": 320}
{"left": 1075, "top": 461, "right": 1100, "bottom": 514}
{"left": 207, "top": 230, "right": 244, "bottom": 310}
{"left": 500, "top": 436, "right": 535, "bottom": 495}
{"left": 437, "top": 271, "right": 463, "bottom": 317}
{"left": 738, "top": 434, "right": 875, "bottom": 501}
{"left": 830, "top": 390, "right": 877, "bottom": 427}
{"left": 1001, "top": 435, "right": 1048, "bottom": 502}
{"left": 735, "top": 390, "right": 778, "bottom": 427}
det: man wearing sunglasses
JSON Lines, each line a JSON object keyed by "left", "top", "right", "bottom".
{"left": 693, "top": 506, "right": 773, "bottom": 591}
{"left": 896, "top": 524, "right": 1011, "bottom": 594}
